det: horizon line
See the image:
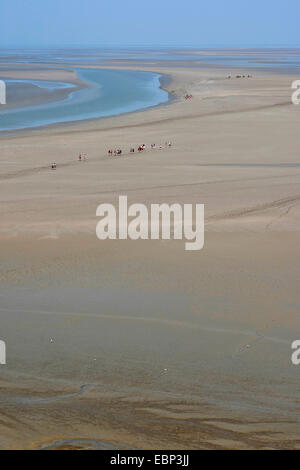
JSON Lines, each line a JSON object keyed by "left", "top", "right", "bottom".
{"left": 1, "top": 44, "right": 300, "bottom": 49}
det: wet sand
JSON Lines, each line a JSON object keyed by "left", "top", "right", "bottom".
{"left": 0, "top": 62, "right": 300, "bottom": 449}
{"left": 0, "top": 68, "right": 87, "bottom": 110}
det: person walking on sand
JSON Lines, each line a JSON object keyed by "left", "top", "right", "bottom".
{"left": 78, "top": 153, "right": 82, "bottom": 161}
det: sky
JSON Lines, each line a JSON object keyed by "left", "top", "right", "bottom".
{"left": 1, "top": 0, "right": 299, "bottom": 48}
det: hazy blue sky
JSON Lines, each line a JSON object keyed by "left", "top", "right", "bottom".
{"left": 1, "top": 0, "right": 299, "bottom": 47}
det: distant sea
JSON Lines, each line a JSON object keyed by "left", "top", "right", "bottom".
{"left": 1, "top": 47, "right": 300, "bottom": 131}
{"left": 1, "top": 46, "right": 300, "bottom": 70}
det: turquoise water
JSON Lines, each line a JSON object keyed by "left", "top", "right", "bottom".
{"left": 0, "top": 68, "right": 169, "bottom": 131}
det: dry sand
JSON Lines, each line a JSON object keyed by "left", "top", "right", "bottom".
{"left": 0, "top": 63, "right": 300, "bottom": 449}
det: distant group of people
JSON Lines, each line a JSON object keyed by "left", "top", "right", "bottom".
{"left": 51, "top": 141, "right": 173, "bottom": 169}
{"left": 185, "top": 94, "right": 193, "bottom": 99}
{"left": 228, "top": 74, "right": 253, "bottom": 79}
{"left": 108, "top": 149, "right": 122, "bottom": 156}
{"left": 108, "top": 142, "right": 172, "bottom": 156}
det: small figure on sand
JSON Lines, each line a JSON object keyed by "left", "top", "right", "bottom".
{"left": 78, "top": 153, "right": 82, "bottom": 161}
{"left": 51, "top": 162, "right": 56, "bottom": 170}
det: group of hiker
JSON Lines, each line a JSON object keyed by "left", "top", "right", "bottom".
{"left": 228, "top": 74, "right": 253, "bottom": 79}
{"left": 51, "top": 142, "right": 172, "bottom": 169}
{"left": 109, "top": 142, "right": 172, "bottom": 156}
{"left": 108, "top": 149, "right": 122, "bottom": 156}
